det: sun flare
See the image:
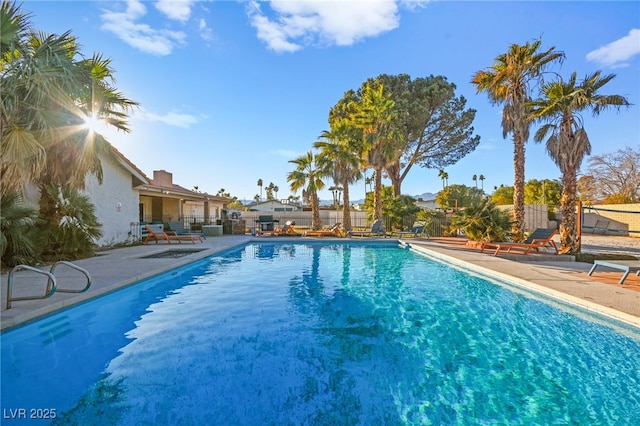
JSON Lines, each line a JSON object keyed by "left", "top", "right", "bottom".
{"left": 83, "top": 113, "right": 101, "bottom": 133}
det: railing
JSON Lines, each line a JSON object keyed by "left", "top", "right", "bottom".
{"left": 6, "top": 261, "right": 92, "bottom": 309}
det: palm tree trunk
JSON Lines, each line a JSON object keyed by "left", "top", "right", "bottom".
{"left": 373, "top": 167, "right": 383, "bottom": 221}
{"left": 512, "top": 136, "right": 526, "bottom": 239}
{"left": 311, "top": 192, "right": 321, "bottom": 230}
{"left": 559, "top": 167, "right": 579, "bottom": 254}
{"left": 341, "top": 180, "right": 352, "bottom": 231}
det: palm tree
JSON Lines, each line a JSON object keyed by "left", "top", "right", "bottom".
{"left": 314, "top": 126, "right": 362, "bottom": 232}
{"left": 287, "top": 151, "right": 326, "bottom": 230}
{"left": 257, "top": 179, "right": 263, "bottom": 201}
{"left": 529, "top": 71, "right": 630, "bottom": 253}
{"left": 472, "top": 174, "right": 478, "bottom": 188}
{"left": 273, "top": 185, "right": 279, "bottom": 200}
{"left": 1, "top": 4, "right": 138, "bottom": 195}
{"left": 471, "top": 39, "right": 564, "bottom": 239}
{"left": 479, "top": 174, "right": 485, "bottom": 191}
{"left": 438, "top": 169, "right": 449, "bottom": 189}
{"left": 350, "top": 82, "right": 401, "bottom": 221}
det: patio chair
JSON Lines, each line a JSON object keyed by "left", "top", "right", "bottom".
{"left": 588, "top": 260, "right": 640, "bottom": 284}
{"left": 348, "top": 219, "right": 386, "bottom": 237}
{"left": 480, "top": 228, "right": 558, "bottom": 256}
{"left": 167, "top": 221, "right": 206, "bottom": 239}
{"left": 143, "top": 225, "right": 203, "bottom": 244}
{"left": 304, "top": 223, "right": 346, "bottom": 238}
{"left": 273, "top": 220, "right": 301, "bottom": 236}
{"left": 390, "top": 221, "right": 427, "bottom": 239}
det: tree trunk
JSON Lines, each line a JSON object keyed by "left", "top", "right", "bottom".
{"left": 386, "top": 161, "right": 402, "bottom": 197}
{"left": 559, "top": 167, "right": 579, "bottom": 254}
{"left": 341, "top": 179, "right": 352, "bottom": 231}
{"left": 512, "top": 135, "right": 526, "bottom": 239}
{"left": 311, "top": 192, "right": 321, "bottom": 230}
{"left": 373, "top": 167, "right": 383, "bottom": 221}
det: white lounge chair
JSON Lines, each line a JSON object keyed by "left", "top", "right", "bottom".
{"left": 588, "top": 260, "right": 640, "bottom": 284}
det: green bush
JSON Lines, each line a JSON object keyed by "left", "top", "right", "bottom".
{"left": 37, "top": 185, "right": 103, "bottom": 261}
{"left": 1, "top": 192, "right": 40, "bottom": 267}
{"left": 450, "top": 199, "right": 512, "bottom": 242}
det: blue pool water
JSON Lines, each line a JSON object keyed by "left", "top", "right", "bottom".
{"left": 2, "top": 242, "right": 640, "bottom": 425}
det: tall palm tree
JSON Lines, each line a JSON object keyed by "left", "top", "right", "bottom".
{"left": 479, "top": 174, "right": 485, "bottom": 191}
{"left": 350, "top": 82, "right": 401, "bottom": 221}
{"left": 287, "top": 151, "right": 326, "bottom": 230}
{"left": 471, "top": 39, "right": 564, "bottom": 239}
{"left": 529, "top": 71, "right": 630, "bottom": 253}
{"left": 257, "top": 179, "right": 263, "bottom": 201}
{"left": 472, "top": 174, "right": 478, "bottom": 188}
{"left": 1, "top": 2, "right": 138, "bottom": 196}
{"left": 438, "top": 169, "right": 448, "bottom": 189}
{"left": 314, "top": 126, "right": 362, "bottom": 232}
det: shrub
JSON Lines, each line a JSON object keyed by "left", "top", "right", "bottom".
{"left": 1, "top": 192, "right": 40, "bottom": 267}
{"left": 450, "top": 199, "right": 512, "bottom": 242}
{"left": 37, "top": 185, "right": 103, "bottom": 261}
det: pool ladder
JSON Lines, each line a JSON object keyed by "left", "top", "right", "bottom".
{"left": 5, "top": 261, "right": 92, "bottom": 309}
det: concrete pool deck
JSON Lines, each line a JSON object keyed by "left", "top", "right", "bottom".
{"left": 1, "top": 234, "right": 639, "bottom": 332}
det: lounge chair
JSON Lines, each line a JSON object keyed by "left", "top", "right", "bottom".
{"left": 167, "top": 221, "right": 206, "bottom": 239}
{"left": 143, "top": 225, "right": 203, "bottom": 244}
{"left": 480, "top": 228, "right": 558, "bottom": 256}
{"left": 588, "top": 260, "right": 640, "bottom": 284}
{"left": 390, "top": 221, "right": 427, "bottom": 239}
{"left": 304, "top": 223, "right": 346, "bottom": 238}
{"left": 273, "top": 220, "right": 301, "bottom": 236}
{"left": 348, "top": 219, "right": 386, "bottom": 237}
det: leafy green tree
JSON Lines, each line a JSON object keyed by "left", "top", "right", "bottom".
{"left": 362, "top": 185, "right": 419, "bottom": 230}
{"left": 490, "top": 185, "right": 514, "bottom": 205}
{"left": 450, "top": 198, "right": 512, "bottom": 242}
{"left": 530, "top": 71, "right": 630, "bottom": 253}
{"left": 373, "top": 74, "right": 480, "bottom": 196}
{"left": 287, "top": 151, "right": 325, "bottom": 230}
{"left": 386, "top": 195, "right": 421, "bottom": 231}
{"left": 436, "top": 184, "right": 483, "bottom": 209}
{"left": 524, "top": 179, "right": 562, "bottom": 207}
{"left": 1, "top": 192, "right": 39, "bottom": 267}
{"left": 472, "top": 39, "right": 564, "bottom": 238}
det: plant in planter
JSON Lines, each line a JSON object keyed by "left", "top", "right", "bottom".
{"left": 450, "top": 198, "right": 512, "bottom": 242}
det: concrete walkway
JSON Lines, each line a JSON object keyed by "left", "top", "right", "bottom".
{"left": 2, "top": 235, "right": 639, "bottom": 332}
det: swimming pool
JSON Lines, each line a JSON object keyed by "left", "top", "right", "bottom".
{"left": 2, "top": 241, "right": 640, "bottom": 424}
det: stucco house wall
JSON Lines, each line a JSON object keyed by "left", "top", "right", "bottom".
{"left": 84, "top": 154, "right": 141, "bottom": 246}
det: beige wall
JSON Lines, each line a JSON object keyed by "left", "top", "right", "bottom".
{"left": 582, "top": 203, "right": 640, "bottom": 238}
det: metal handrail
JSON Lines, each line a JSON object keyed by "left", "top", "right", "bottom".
{"left": 49, "top": 261, "right": 92, "bottom": 293}
{"left": 6, "top": 265, "right": 57, "bottom": 309}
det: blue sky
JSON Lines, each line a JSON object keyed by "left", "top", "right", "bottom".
{"left": 24, "top": 0, "right": 640, "bottom": 203}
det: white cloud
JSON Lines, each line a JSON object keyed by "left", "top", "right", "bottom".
{"left": 100, "top": 0, "right": 186, "bottom": 56}
{"left": 247, "top": 0, "right": 402, "bottom": 53}
{"left": 199, "top": 18, "right": 214, "bottom": 42}
{"left": 136, "top": 108, "right": 201, "bottom": 128}
{"left": 155, "top": 0, "right": 196, "bottom": 23}
{"left": 586, "top": 29, "right": 640, "bottom": 68}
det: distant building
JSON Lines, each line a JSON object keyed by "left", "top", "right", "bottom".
{"left": 245, "top": 199, "right": 302, "bottom": 212}
{"left": 139, "top": 170, "right": 231, "bottom": 224}
{"left": 415, "top": 198, "right": 440, "bottom": 210}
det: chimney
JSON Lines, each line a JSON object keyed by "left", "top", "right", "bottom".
{"left": 153, "top": 170, "right": 173, "bottom": 187}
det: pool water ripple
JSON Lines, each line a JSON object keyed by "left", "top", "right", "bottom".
{"left": 2, "top": 242, "right": 640, "bottom": 425}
